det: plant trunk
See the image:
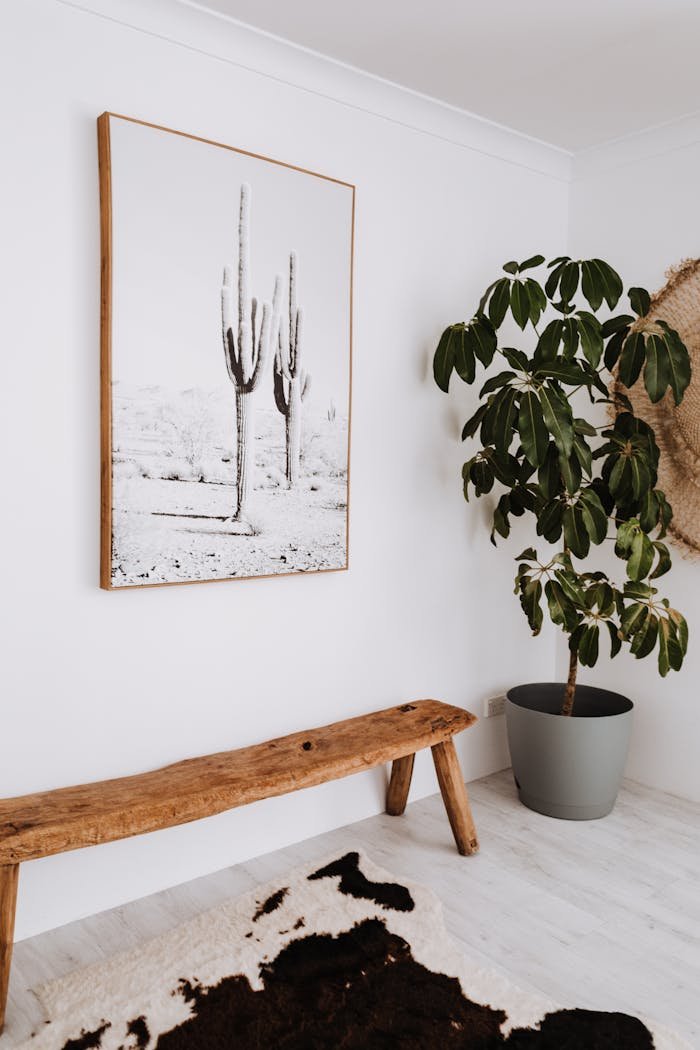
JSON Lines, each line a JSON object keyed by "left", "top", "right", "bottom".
{"left": 286, "top": 379, "right": 301, "bottom": 487}
{"left": 561, "top": 648, "right": 578, "bottom": 716}
{"left": 234, "top": 388, "right": 253, "bottom": 521}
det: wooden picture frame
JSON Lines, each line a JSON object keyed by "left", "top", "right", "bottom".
{"left": 98, "top": 113, "right": 354, "bottom": 590}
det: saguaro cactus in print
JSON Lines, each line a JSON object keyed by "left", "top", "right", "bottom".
{"left": 273, "top": 251, "right": 312, "bottom": 487}
{"left": 221, "top": 183, "right": 282, "bottom": 523}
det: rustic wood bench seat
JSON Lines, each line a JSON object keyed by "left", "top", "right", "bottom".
{"left": 0, "top": 698, "right": 478, "bottom": 1031}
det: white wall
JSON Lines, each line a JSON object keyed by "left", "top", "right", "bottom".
{"left": 567, "top": 122, "right": 700, "bottom": 802}
{"left": 0, "top": 0, "right": 568, "bottom": 939}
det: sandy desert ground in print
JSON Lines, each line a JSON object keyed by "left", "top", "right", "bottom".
{"left": 111, "top": 384, "right": 348, "bottom": 586}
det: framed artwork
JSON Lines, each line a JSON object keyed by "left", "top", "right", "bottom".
{"left": 98, "top": 113, "right": 354, "bottom": 589}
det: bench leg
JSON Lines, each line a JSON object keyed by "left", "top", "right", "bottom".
{"left": 431, "top": 740, "right": 479, "bottom": 855}
{"left": 0, "top": 863, "right": 19, "bottom": 1035}
{"left": 386, "top": 754, "right": 415, "bottom": 815}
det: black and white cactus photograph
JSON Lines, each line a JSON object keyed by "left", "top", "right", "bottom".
{"left": 100, "top": 114, "right": 354, "bottom": 588}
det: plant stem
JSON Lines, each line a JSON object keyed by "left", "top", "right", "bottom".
{"left": 561, "top": 648, "right": 578, "bottom": 716}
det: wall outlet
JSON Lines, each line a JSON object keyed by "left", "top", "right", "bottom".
{"left": 484, "top": 693, "right": 507, "bottom": 718}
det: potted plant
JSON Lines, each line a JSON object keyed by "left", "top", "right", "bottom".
{"left": 434, "top": 255, "right": 691, "bottom": 819}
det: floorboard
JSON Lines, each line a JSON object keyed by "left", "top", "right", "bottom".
{"left": 1, "top": 770, "right": 698, "bottom": 1045}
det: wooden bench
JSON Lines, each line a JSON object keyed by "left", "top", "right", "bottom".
{"left": 0, "top": 699, "right": 478, "bottom": 1031}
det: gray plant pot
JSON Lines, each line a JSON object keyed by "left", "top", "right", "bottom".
{"left": 505, "top": 683, "right": 633, "bottom": 820}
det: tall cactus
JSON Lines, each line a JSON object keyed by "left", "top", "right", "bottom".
{"left": 221, "top": 183, "right": 282, "bottom": 523}
{"left": 273, "top": 251, "right": 311, "bottom": 488}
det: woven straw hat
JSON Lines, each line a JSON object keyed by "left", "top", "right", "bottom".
{"left": 614, "top": 258, "right": 700, "bottom": 556}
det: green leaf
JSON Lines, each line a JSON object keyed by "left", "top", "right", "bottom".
{"left": 491, "top": 494, "right": 511, "bottom": 544}
{"left": 503, "top": 260, "right": 519, "bottom": 275}
{"left": 525, "top": 278, "right": 547, "bottom": 325}
{"left": 623, "top": 580, "right": 655, "bottom": 600}
{"left": 629, "top": 287, "right": 651, "bottom": 317}
{"left": 518, "top": 390, "right": 549, "bottom": 467}
{"left": 561, "top": 316, "right": 580, "bottom": 358}
{"left": 627, "top": 531, "right": 655, "bottom": 581}
{"left": 621, "top": 602, "right": 647, "bottom": 637}
{"left": 573, "top": 417, "right": 598, "bottom": 437}
{"left": 538, "top": 443, "right": 563, "bottom": 500}
{"left": 489, "top": 279, "right": 511, "bottom": 329}
{"left": 581, "top": 259, "right": 604, "bottom": 310}
{"left": 563, "top": 504, "right": 590, "bottom": 559}
{"left": 559, "top": 447, "right": 582, "bottom": 496}
{"left": 461, "top": 403, "right": 489, "bottom": 440}
{"left": 490, "top": 450, "right": 520, "bottom": 486}
{"left": 484, "top": 387, "right": 518, "bottom": 455}
{"left": 589, "top": 476, "right": 615, "bottom": 515}
{"left": 462, "top": 455, "right": 478, "bottom": 500}
{"left": 644, "top": 333, "right": 671, "bottom": 403}
{"left": 650, "top": 541, "right": 672, "bottom": 579}
{"left": 657, "top": 490, "right": 673, "bottom": 534}
{"left": 591, "top": 581, "right": 615, "bottom": 616}
{"left": 560, "top": 260, "right": 580, "bottom": 303}
{"left": 537, "top": 499, "right": 564, "bottom": 543}
{"left": 615, "top": 519, "right": 637, "bottom": 558}
{"left": 606, "top": 620, "right": 622, "bottom": 658}
{"left": 503, "top": 346, "right": 530, "bottom": 372}
{"left": 666, "top": 629, "right": 684, "bottom": 672}
{"left": 638, "top": 489, "right": 658, "bottom": 533}
{"left": 536, "top": 360, "right": 586, "bottom": 385}
{"left": 539, "top": 384, "right": 574, "bottom": 457}
{"left": 593, "top": 259, "right": 623, "bottom": 309}
{"left": 629, "top": 454, "right": 651, "bottom": 501}
{"left": 518, "top": 458, "right": 537, "bottom": 484}
{"left": 545, "top": 259, "right": 568, "bottom": 300}
{"left": 470, "top": 458, "right": 495, "bottom": 496}
{"left": 471, "top": 317, "right": 498, "bottom": 366}
{"left": 668, "top": 608, "right": 689, "bottom": 654}
{"left": 657, "top": 322, "right": 692, "bottom": 406}
{"left": 579, "top": 624, "right": 600, "bottom": 667}
{"left": 602, "top": 314, "right": 635, "bottom": 338}
{"left": 579, "top": 488, "right": 607, "bottom": 544}
{"left": 510, "top": 281, "right": 530, "bottom": 329}
{"left": 631, "top": 612, "right": 658, "bottom": 659}
{"left": 568, "top": 623, "right": 586, "bottom": 657}
{"left": 510, "top": 487, "right": 535, "bottom": 519}
{"left": 577, "top": 311, "right": 603, "bottom": 367}
{"left": 603, "top": 328, "right": 628, "bottom": 372}
{"left": 479, "top": 371, "right": 516, "bottom": 398}
{"left": 453, "top": 326, "right": 476, "bottom": 383}
{"left": 573, "top": 434, "right": 592, "bottom": 478}
{"left": 519, "top": 578, "right": 544, "bottom": 635}
{"left": 478, "top": 279, "right": 500, "bottom": 317}
{"left": 618, "top": 331, "right": 645, "bottom": 388}
{"left": 658, "top": 618, "right": 671, "bottom": 676}
{"left": 520, "top": 254, "right": 545, "bottom": 271}
{"left": 433, "top": 326, "right": 457, "bottom": 391}
{"left": 554, "top": 569, "right": 586, "bottom": 605}
{"left": 609, "top": 455, "right": 632, "bottom": 500}
{"left": 515, "top": 547, "right": 538, "bottom": 562}
{"left": 545, "top": 579, "right": 580, "bottom": 631}
{"left": 534, "top": 320, "right": 563, "bottom": 364}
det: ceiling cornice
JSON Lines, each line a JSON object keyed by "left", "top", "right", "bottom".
{"left": 57, "top": 0, "right": 573, "bottom": 182}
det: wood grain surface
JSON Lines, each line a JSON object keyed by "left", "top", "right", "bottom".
{"left": 0, "top": 701, "right": 476, "bottom": 865}
{"left": 431, "top": 740, "right": 480, "bottom": 855}
{"left": 386, "top": 754, "right": 416, "bottom": 816}
{"left": 0, "top": 865, "right": 18, "bottom": 1033}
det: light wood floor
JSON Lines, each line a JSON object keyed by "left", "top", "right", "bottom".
{"left": 2, "top": 770, "right": 699, "bottom": 1045}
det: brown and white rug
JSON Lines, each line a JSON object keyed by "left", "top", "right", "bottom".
{"left": 20, "top": 851, "right": 690, "bottom": 1049}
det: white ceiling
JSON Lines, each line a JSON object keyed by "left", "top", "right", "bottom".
{"left": 187, "top": 0, "right": 700, "bottom": 152}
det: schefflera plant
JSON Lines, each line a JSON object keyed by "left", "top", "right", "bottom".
{"left": 434, "top": 255, "right": 691, "bottom": 714}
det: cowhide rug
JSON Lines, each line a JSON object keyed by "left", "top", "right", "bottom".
{"left": 19, "top": 851, "right": 689, "bottom": 1049}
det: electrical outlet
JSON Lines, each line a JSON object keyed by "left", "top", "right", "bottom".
{"left": 484, "top": 693, "right": 507, "bottom": 718}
